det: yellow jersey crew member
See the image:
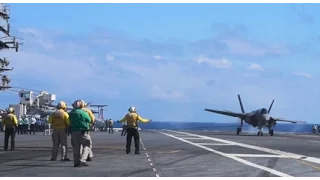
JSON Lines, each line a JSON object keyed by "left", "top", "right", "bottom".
{"left": 69, "top": 100, "right": 92, "bottom": 167}
{"left": 2, "top": 107, "right": 18, "bottom": 151}
{"left": 48, "top": 101, "right": 70, "bottom": 161}
{"left": 118, "top": 106, "right": 152, "bottom": 154}
{"left": 80, "top": 100, "right": 94, "bottom": 162}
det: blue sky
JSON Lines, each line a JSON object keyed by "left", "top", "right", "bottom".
{"left": 1, "top": 3, "right": 320, "bottom": 123}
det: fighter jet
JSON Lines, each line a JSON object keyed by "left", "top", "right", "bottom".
{"left": 204, "top": 94, "right": 306, "bottom": 136}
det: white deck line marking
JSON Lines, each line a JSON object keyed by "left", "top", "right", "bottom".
{"left": 166, "top": 130, "right": 320, "bottom": 165}
{"left": 197, "top": 143, "right": 233, "bottom": 146}
{"left": 160, "top": 132, "right": 292, "bottom": 177}
{"left": 183, "top": 137, "right": 208, "bottom": 140}
{"left": 228, "top": 154, "right": 289, "bottom": 158}
{"left": 167, "top": 130, "right": 320, "bottom": 164}
{"left": 308, "top": 140, "right": 320, "bottom": 144}
{"left": 175, "top": 135, "right": 201, "bottom": 138}
{"left": 298, "top": 135, "right": 319, "bottom": 137}
{"left": 140, "top": 138, "right": 160, "bottom": 177}
{"left": 273, "top": 137, "right": 287, "bottom": 139}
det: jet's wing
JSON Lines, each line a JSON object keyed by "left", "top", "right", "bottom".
{"left": 271, "top": 117, "right": 306, "bottom": 124}
{"left": 204, "top": 108, "right": 248, "bottom": 119}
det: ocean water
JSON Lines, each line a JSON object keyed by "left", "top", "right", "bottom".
{"left": 112, "top": 122, "right": 316, "bottom": 133}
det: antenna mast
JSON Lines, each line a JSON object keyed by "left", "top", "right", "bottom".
{"left": 0, "top": 3, "right": 21, "bottom": 91}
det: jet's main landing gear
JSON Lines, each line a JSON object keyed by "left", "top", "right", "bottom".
{"left": 269, "top": 129, "right": 274, "bottom": 136}
{"left": 236, "top": 127, "right": 241, "bottom": 135}
{"left": 236, "top": 119, "right": 243, "bottom": 135}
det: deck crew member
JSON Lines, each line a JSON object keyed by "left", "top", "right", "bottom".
{"left": 23, "top": 115, "right": 29, "bottom": 134}
{"left": 121, "top": 122, "right": 127, "bottom": 136}
{"left": 69, "top": 100, "right": 92, "bottom": 167}
{"left": 118, "top": 106, "right": 151, "bottom": 154}
{"left": 35, "top": 118, "right": 41, "bottom": 132}
{"left": 3, "top": 107, "right": 18, "bottom": 151}
{"left": 108, "top": 118, "right": 114, "bottom": 134}
{"left": 80, "top": 100, "right": 95, "bottom": 161}
{"left": 105, "top": 119, "right": 108, "bottom": 132}
{"left": 49, "top": 101, "right": 70, "bottom": 161}
{"left": 17, "top": 116, "right": 23, "bottom": 134}
{"left": 313, "top": 125, "right": 317, "bottom": 134}
{"left": 29, "top": 116, "right": 37, "bottom": 135}
{"left": 43, "top": 118, "right": 49, "bottom": 136}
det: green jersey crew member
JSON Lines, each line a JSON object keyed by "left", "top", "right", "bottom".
{"left": 69, "top": 100, "right": 92, "bottom": 167}
{"left": 118, "top": 106, "right": 151, "bottom": 154}
{"left": 2, "top": 107, "right": 18, "bottom": 151}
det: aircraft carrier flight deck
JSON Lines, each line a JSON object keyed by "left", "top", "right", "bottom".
{"left": 1, "top": 130, "right": 320, "bottom": 177}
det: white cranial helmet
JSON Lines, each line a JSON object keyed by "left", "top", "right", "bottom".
{"left": 128, "top": 106, "right": 136, "bottom": 113}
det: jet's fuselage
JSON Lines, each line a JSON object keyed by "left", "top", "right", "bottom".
{"left": 247, "top": 108, "right": 269, "bottom": 127}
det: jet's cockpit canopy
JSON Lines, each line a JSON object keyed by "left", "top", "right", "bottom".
{"left": 260, "top": 108, "right": 268, "bottom": 114}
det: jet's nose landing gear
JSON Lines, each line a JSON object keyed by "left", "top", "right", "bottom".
{"left": 257, "top": 128, "right": 263, "bottom": 136}
{"left": 257, "top": 131, "right": 264, "bottom": 136}
{"left": 236, "top": 127, "right": 241, "bottom": 135}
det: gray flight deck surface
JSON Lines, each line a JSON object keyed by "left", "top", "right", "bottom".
{"left": 1, "top": 130, "right": 320, "bottom": 177}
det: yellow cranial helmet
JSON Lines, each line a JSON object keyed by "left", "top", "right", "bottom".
{"left": 73, "top": 99, "right": 84, "bottom": 109}
{"left": 7, "top": 107, "right": 14, "bottom": 113}
{"left": 57, "top": 101, "right": 67, "bottom": 109}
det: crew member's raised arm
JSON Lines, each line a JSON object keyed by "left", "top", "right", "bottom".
{"left": 137, "top": 115, "right": 150, "bottom": 123}
{"left": 88, "top": 110, "right": 95, "bottom": 123}
{"left": 119, "top": 115, "right": 128, "bottom": 123}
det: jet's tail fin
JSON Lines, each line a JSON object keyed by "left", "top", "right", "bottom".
{"left": 268, "top": 100, "right": 274, "bottom": 114}
{"left": 237, "top": 94, "right": 245, "bottom": 113}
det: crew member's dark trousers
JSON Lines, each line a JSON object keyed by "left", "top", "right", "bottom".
{"left": 23, "top": 124, "right": 28, "bottom": 134}
{"left": 109, "top": 126, "right": 113, "bottom": 134}
{"left": 121, "top": 125, "right": 127, "bottom": 136}
{"left": 40, "top": 125, "right": 45, "bottom": 132}
{"left": 29, "top": 124, "right": 36, "bottom": 135}
{"left": 126, "top": 128, "right": 139, "bottom": 153}
{"left": 35, "top": 124, "right": 40, "bottom": 132}
{"left": 4, "top": 127, "right": 16, "bottom": 150}
{"left": 17, "top": 125, "right": 23, "bottom": 134}
{"left": 67, "top": 127, "right": 71, "bottom": 136}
